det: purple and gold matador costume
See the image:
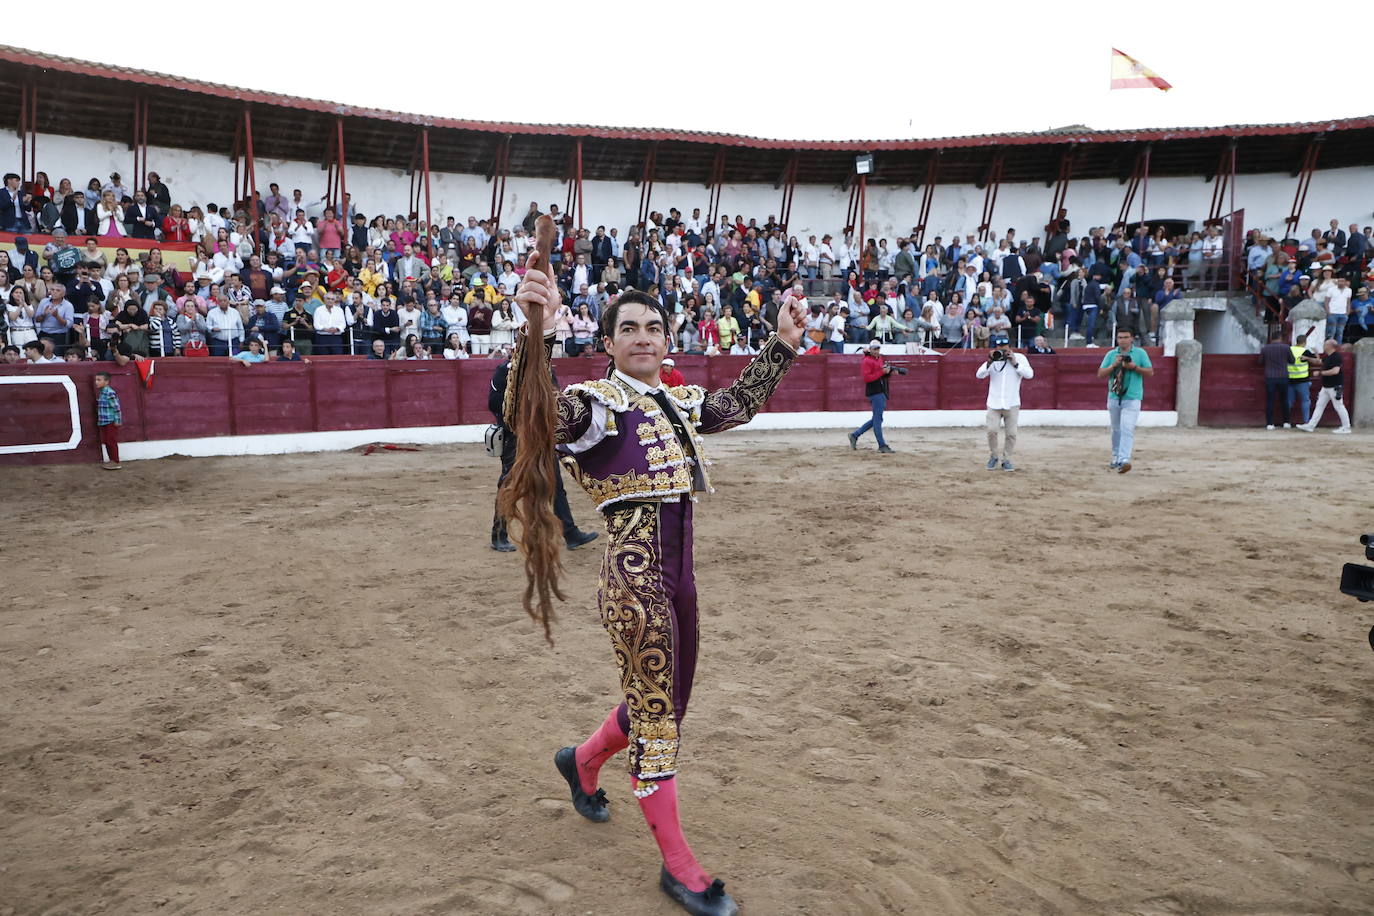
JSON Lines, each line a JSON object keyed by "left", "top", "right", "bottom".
{"left": 505, "top": 333, "right": 796, "bottom": 795}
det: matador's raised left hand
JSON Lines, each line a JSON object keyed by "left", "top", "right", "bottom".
{"left": 775, "top": 292, "right": 808, "bottom": 351}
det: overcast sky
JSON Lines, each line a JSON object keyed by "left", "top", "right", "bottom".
{"left": 18, "top": 2, "right": 1374, "bottom": 142}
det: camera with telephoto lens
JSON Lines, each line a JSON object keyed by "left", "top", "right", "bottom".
{"left": 891, "top": 365, "right": 908, "bottom": 375}
{"left": 1338, "top": 535, "right": 1374, "bottom": 651}
{"left": 990, "top": 349, "right": 1008, "bottom": 362}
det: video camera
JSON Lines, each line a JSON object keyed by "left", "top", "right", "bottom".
{"left": 1338, "top": 535, "right": 1374, "bottom": 650}
{"left": 1340, "top": 535, "right": 1374, "bottom": 601}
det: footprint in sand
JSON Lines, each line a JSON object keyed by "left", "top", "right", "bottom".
{"left": 399, "top": 757, "right": 449, "bottom": 785}
{"left": 237, "top": 716, "right": 283, "bottom": 731}
{"left": 323, "top": 711, "right": 370, "bottom": 728}
{"left": 356, "top": 763, "right": 405, "bottom": 787}
{"left": 168, "top": 729, "right": 215, "bottom": 746}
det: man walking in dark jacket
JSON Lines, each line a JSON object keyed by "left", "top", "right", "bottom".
{"left": 1258, "top": 328, "right": 1295, "bottom": 429}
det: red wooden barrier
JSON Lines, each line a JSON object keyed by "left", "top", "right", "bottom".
{"left": 1199, "top": 353, "right": 1356, "bottom": 427}
{"left": 0, "top": 347, "right": 1269, "bottom": 467}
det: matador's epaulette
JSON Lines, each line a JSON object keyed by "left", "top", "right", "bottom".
{"left": 564, "top": 378, "right": 631, "bottom": 412}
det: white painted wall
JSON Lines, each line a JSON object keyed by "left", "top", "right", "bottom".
{"left": 5, "top": 128, "right": 1371, "bottom": 244}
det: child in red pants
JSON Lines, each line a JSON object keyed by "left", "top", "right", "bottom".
{"left": 94, "top": 372, "right": 122, "bottom": 470}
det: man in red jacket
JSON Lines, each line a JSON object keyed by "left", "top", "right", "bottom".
{"left": 659, "top": 357, "right": 686, "bottom": 387}
{"left": 847, "top": 339, "right": 896, "bottom": 453}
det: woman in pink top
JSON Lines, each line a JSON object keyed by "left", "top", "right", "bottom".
{"left": 389, "top": 217, "right": 417, "bottom": 251}
{"left": 316, "top": 208, "right": 344, "bottom": 258}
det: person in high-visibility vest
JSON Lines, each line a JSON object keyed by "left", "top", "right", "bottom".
{"left": 1286, "top": 332, "right": 1317, "bottom": 427}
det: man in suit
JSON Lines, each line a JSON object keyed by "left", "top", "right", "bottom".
{"left": 124, "top": 191, "right": 160, "bottom": 239}
{"left": 590, "top": 225, "right": 613, "bottom": 283}
{"left": 0, "top": 173, "right": 30, "bottom": 232}
{"left": 1322, "top": 219, "right": 1347, "bottom": 258}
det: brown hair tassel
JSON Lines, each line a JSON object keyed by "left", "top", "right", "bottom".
{"left": 497, "top": 215, "right": 565, "bottom": 643}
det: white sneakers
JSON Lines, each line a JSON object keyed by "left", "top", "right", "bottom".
{"left": 1298, "top": 422, "right": 1352, "bottom": 434}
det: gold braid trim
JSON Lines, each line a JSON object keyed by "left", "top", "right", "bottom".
{"left": 563, "top": 378, "right": 631, "bottom": 413}
{"left": 664, "top": 385, "right": 707, "bottom": 412}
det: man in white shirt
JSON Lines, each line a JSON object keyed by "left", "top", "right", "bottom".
{"left": 396, "top": 300, "right": 424, "bottom": 345}
{"left": 572, "top": 254, "right": 590, "bottom": 295}
{"left": 802, "top": 236, "right": 819, "bottom": 279}
{"left": 441, "top": 295, "right": 468, "bottom": 344}
{"left": 975, "top": 344, "right": 1034, "bottom": 471}
{"left": 203, "top": 204, "right": 227, "bottom": 237}
{"left": 1320, "top": 275, "right": 1352, "bottom": 343}
{"left": 684, "top": 208, "right": 705, "bottom": 240}
{"left": 698, "top": 276, "right": 720, "bottom": 308}
{"left": 312, "top": 292, "right": 349, "bottom": 355}
{"left": 827, "top": 306, "right": 848, "bottom": 353}
{"left": 1200, "top": 226, "right": 1224, "bottom": 287}
{"left": 818, "top": 235, "right": 835, "bottom": 280}
{"left": 206, "top": 296, "right": 245, "bottom": 356}
{"left": 289, "top": 211, "right": 314, "bottom": 249}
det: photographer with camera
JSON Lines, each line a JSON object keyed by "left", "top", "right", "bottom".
{"left": 1096, "top": 327, "right": 1155, "bottom": 473}
{"left": 847, "top": 339, "right": 903, "bottom": 454}
{"left": 976, "top": 342, "right": 1034, "bottom": 471}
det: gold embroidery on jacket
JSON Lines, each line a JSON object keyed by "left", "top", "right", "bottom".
{"left": 600, "top": 504, "right": 679, "bottom": 780}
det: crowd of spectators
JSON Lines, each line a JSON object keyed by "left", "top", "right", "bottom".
{"left": 2, "top": 165, "right": 1372, "bottom": 369}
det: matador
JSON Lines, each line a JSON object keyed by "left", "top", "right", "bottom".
{"left": 504, "top": 274, "right": 806, "bottom": 916}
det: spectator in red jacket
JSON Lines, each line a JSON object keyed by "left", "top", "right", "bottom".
{"left": 659, "top": 357, "right": 685, "bottom": 387}
{"left": 848, "top": 339, "right": 896, "bottom": 453}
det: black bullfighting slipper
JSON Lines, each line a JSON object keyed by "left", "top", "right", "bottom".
{"left": 554, "top": 746, "right": 610, "bottom": 823}
{"left": 660, "top": 867, "right": 738, "bottom": 916}
{"left": 565, "top": 529, "right": 600, "bottom": 550}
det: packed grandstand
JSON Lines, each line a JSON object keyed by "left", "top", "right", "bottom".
{"left": 4, "top": 165, "right": 1371, "bottom": 368}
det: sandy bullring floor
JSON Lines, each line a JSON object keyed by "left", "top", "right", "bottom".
{"left": 1, "top": 427, "right": 1371, "bottom": 915}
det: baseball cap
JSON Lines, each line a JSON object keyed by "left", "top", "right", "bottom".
{"left": 865, "top": 339, "right": 882, "bottom": 349}
{"left": 270, "top": 285, "right": 285, "bottom": 294}
{"left": 662, "top": 358, "right": 675, "bottom": 367}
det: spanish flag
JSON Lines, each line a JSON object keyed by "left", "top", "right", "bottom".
{"left": 1110, "top": 49, "right": 1171, "bottom": 91}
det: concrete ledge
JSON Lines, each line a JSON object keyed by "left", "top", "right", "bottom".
{"left": 1354, "top": 338, "right": 1373, "bottom": 429}
{"left": 118, "top": 410, "right": 1179, "bottom": 461}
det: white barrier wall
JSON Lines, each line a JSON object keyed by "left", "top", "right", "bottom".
{"left": 5, "top": 128, "right": 1371, "bottom": 244}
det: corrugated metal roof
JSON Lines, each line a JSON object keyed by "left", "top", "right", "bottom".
{"left": 3, "top": 43, "right": 1371, "bottom": 152}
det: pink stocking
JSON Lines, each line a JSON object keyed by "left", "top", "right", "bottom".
{"left": 574, "top": 707, "right": 629, "bottom": 794}
{"left": 635, "top": 776, "right": 710, "bottom": 893}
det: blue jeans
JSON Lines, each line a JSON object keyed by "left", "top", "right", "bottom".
{"left": 828, "top": 339, "right": 845, "bottom": 354}
{"left": 1287, "top": 380, "right": 1311, "bottom": 424}
{"left": 854, "top": 393, "right": 888, "bottom": 448}
{"left": 1082, "top": 307, "right": 1098, "bottom": 342}
{"left": 1108, "top": 397, "right": 1141, "bottom": 463}
{"left": 1326, "top": 314, "right": 1347, "bottom": 343}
